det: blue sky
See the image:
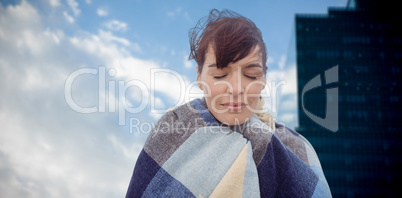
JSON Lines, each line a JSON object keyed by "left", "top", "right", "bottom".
{"left": 0, "top": 0, "right": 346, "bottom": 197}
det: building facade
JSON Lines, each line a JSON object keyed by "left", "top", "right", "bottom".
{"left": 293, "top": 0, "right": 401, "bottom": 197}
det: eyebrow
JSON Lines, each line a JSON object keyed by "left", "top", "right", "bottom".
{"left": 244, "top": 63, "right": 263, "bottom": 68}
{"left": 207, "top": 63, "right": 262, "bottom": 68}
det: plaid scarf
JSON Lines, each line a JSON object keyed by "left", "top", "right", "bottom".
{"left": 126, "top": 98, "right": 331, "bottom": 198}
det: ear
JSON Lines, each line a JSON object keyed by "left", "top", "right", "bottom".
{"left": 196, "top": 66, "right": 203, "bottom": 90}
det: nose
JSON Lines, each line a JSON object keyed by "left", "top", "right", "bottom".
{"left": 228, "top": 71, "right": 244, "bottom": 96}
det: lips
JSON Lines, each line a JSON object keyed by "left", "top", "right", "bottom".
{"left": 222, "top": 102, "right": 246, "bottom": 111}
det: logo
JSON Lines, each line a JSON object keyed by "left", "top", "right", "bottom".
{"left": 301, "top": 65, "right": 339, "bottom": 132}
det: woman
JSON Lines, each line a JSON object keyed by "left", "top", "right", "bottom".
{"left": 126, "top": 9, "right": 331, "bottom": 198}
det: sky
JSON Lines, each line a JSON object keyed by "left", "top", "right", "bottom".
{"left": 0, "top": 0, "right": 346, "bottom": 197}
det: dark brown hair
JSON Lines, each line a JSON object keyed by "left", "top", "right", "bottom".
{"left": 189, "top": 9, "right": 268, "bottom": 73}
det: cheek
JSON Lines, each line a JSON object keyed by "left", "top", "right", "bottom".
{"left": 202, "top": 79, "right": 226, "bottom": 97}
{"left": 245, "top": 82, "right": 264, "bottom": 108}
{"left": 245, "top": 82, "right": 264, "bottom": 94}
{"left": 209, "top": 87, "right": 227, "bottom": 106}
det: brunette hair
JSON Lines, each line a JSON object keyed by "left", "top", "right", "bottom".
{"left": 189, "top": 9, "right": 268, "bottom": 73}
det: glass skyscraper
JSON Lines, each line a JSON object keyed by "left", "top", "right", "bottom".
{"left": 292, "top": 0, "right": 401, "bottom": 197}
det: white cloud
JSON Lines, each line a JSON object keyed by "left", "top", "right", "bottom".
{"left": 279, "top": 97, "right": 297, "bottom": 111}
{"left": 167, "top": 11, "right": 175, "bottom": 17}
{"left": 0, "top": 1, "right": 203, "bottom": 197}
{"left": 266, "top": 69, "right": 285, "bottom": 83}
{"left": 167, "top": 7, "right": 182, "bottom": 17}
{"left": 0, "top": 1, "right": 156, "bottom": 197}
{"left": 66, "top": 0, "right": 80, "bottom": 16}
{"left": 183, "top": 53, "right": 194, "bottom": 68}
{"left": 149, "top": 97, "right": 166, "bottom": 120}
{"left": 49, "top": 0, "right": 60, "bottom": 7}
{"left": 103, "top": 20, "right": 127, "bottom": 32}
{"left": 167, "top": 7, "right": 192, "bottom": 23}
{"left": 63, "top": 11, "right": 74, "bottom": 23}
{"left": 149, "top": 112, "right": 163, "bottom": 120}
{"left": 276, "top": 63, "right": 299, "bottom": 129}
{"left": 280, "top": 63, "right": 297, "bottom": 95}
{"left": 24, "top": 66, "right": 51, "bottom": 90}
{"left": 279, "top": 113, "right": 296, "bottom": 125}
{"left": 97, "top": 8, "right": 108, "bottom": 17}
{"left": 85, "top": 0, "right": 91, "bottom": 4}
{"left": 108, "top": 134, "right": 141, "bottom": 163}
{"left": 0, "top": 0, "right": 40, "bottom": 28}
{"left": 183, "top": 11, "right": 192, "bottom": 23}
{"left": 98, "top": 30, "right": 131, "bottom": 46}
{"left": 267, "top": 56, "right": 274, "bottom": 67}
{"left": 131, "top": 42, "right": 142, "bottom": 53}
{"left": 44, "top": 28, "right": 64, "bottom": 44}
{"left": 278, "top": 54, "right": 286, "bottom": 69}
{"left": 153, "top": 97, "right": 165, "bottom": 109}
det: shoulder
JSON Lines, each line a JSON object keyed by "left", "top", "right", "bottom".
{"left": 274, "top": 123, "right": 322, "bottom": 167}
{"left": 146, "top": 99, "right": 204, "bottom": 137}
{"left": 142, "top": 99, "right": 207, "bottom": 166}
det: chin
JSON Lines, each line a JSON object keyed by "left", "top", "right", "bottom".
{"left": 215, "top": 113, "right": 252, "bottom": 126}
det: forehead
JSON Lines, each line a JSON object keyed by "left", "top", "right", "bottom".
{"left": 204, "top": 45, "right": 263, "bottom": 67}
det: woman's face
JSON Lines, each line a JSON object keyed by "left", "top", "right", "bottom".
{"left": 196, "top": 45, "right": 266, "bottom": 125}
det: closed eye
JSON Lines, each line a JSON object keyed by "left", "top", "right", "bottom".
{"left": 213, "top": 74, "right": 227, "bottom": 79}
{"left": 245, "top": 75, "right": 257, "bottom": 79}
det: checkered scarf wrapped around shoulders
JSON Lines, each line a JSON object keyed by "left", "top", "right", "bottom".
{"left": 126, "top": 98, "right": 332, "bottom": 198}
